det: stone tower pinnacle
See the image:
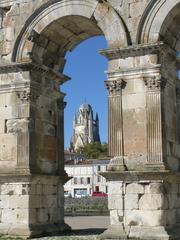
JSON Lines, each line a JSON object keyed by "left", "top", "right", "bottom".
{"left": 70, "top": 103, "right": 100, "bottom": 151}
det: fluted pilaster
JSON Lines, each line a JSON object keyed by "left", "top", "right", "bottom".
{"left": 105, "top": 79, "right": 126, "bottom": 171}
{"left": 144, "top": 76, "right": 167, "bottom": 170}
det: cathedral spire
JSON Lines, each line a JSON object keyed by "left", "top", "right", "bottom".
{"left": 95, "top": 112, "right": 99, "bottom": 122}
{"left": 70, "top": 103, "right": 100, "bottom": 151}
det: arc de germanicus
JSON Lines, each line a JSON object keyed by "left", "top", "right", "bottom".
{"left": 1, "top": 0, "right": 180, "bottom": 239}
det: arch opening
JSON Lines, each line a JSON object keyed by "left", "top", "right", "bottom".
{"left": 12, "top": 0, "right": 129, "bottom": 64}
{"left": 28, "top": 10, "right": 111, "bottom": 233}
{"left": 60, "top": 36, "right": 110, "bottom": 230}
{"left": 62, "top": 36, "right": 108, "bottom": 149}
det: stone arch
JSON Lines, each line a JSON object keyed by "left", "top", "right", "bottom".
{"left": 12, "top": 0, "right": 130, "bottom": 64}
{"left": 137, "top": 0, "right": 180, "bottom": 47}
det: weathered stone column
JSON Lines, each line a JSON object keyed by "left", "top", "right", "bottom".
{"left": 15, "top": 86, "right": 39, "bottom": 174}
{"left": 143, "top": 76, "right": 167, "bottom": 170}
{"left": 105, "top": 79, "right": 126, "bottom": 171}
{"left": 57, "top": 96, "right": 67, "bottom": 176}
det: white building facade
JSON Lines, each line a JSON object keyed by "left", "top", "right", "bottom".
{"left": 64, "top": 159, "right": 109, "bottom": 198}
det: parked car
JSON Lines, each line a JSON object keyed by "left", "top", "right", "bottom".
{"left": 75, "top": 192, "right": 88, "bottom": 198}
{"left": 92, "top": 191, "right": 108, "bottom": 197}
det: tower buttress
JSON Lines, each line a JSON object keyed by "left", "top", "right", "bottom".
{"left": 94, "top": 112, "right": 100, "bottom": 142}
{"left": 88, "top": 110, "right": 93, "bottom": 142}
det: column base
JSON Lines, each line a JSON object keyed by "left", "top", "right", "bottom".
{"left": 15, "top": 167, "right": 32, "bottom": 175}
{"left": 0, "top": 222, "right": 71, "bottom": 238}
{"left": 144, "top": 162, "right": 168, "bottom": 171}
{"left": 107, "top": 156, "right": 127, "bottom": 171}
{"left": 101, "top": 224, "right": 127, "bottom": 239}
{"left": 101, "top": 225, "right": 180, "bottom": 240}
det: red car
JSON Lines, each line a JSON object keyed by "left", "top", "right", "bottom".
{"left": 92, "top": 191, "right": 108, "bottom": 197}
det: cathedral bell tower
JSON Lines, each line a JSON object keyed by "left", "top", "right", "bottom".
{"left": 70, "top": 104, "right": 100, "bottom": 151}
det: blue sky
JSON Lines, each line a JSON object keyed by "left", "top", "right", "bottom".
{"left": 62, "top": 36, "right": 108, "bottom": 148}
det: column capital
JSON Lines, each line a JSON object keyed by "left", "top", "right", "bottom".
{"left": 105, "top": 79, "right": 126, "bottom": 95}
{"left": 143, "top": 75, "right": 167, "bottom": 91}
{"left": 16, "top": 90, "right": 39, "bottom": 104}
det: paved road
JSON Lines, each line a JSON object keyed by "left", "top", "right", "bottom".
{"left": 32, "top": 216, "right": 110, "bottom": 239}
{"left": 65, "top": 216, "right": 110, "bottom": 230}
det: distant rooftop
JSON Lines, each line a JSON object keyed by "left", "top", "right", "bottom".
{"left": 65, "top": 159, "right": 110, "bottom": 166}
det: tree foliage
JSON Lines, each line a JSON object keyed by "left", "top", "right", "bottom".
{"left": 77, "top": 142, "right": 108, "bottom": 159}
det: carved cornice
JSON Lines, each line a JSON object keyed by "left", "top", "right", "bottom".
{"left": 100, "top": 42, "right": 164, "bottom": 60}
{"left": 17, "top": 91, "right": 31, "bottom": 104}
{"left": 0, "top": 62, "right": 70, "bottom": 84}
{"left": 143, "top": 76, "right": 167, "bottom": 91}
{"left": 0, "top": 62, "right": 32, "bottom": 73}
{"left": 105, "top": 79, "right": 126, "bottom": 95}
{"left": 107, "top": 65, "right": 161, "bottom": 81}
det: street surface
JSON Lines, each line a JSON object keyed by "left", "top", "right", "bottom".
{"left": 32, "top": 216, "right": 110, "bottom": 239}
{"left": 65, "top": 216, "right": 110, "bottom": 230}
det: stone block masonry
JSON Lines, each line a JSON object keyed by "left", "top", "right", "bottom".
{"left": 101, "top": 172, "right": 180, "bottom": 239}
{"left": 0, "top": 175, "right": 69, "bottom": 237}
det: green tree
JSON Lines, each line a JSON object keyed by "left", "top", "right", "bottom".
{"left": 77, "top": 142, "right": 108, "bottom": 159}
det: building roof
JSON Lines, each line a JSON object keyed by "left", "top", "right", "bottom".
{"left": 65, "top": 159, "right": 93, "bottom": 165}
{"left": 65, "top": 159, "right": 110, "bottom": 166}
